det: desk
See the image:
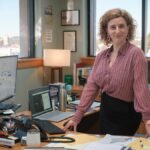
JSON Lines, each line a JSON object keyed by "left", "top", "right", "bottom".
{"left": 0, "top": 108, "right": 100, "bottom": 150}
{"left": 0, "top": 104, "right": 145, "bottom": 149}
{"left": 2, "top": 132, "right": 150, "bottom": 150}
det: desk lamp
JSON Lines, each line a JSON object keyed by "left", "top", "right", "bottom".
{"left": 43, "top": 49, "right": 71, "bottom": 83}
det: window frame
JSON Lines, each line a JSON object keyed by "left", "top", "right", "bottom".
{"left": 87, "top": 0, "right": 96, "bottom": 56}
{"left": 27, "top": 0, "right": 35, "bottom": 58}
{"left": 20, "top": 0, "right": 35, "bottom": 58}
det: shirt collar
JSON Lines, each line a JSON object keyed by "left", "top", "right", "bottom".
{"left": 105, "top": 41, "right": 130, "bottom": 57}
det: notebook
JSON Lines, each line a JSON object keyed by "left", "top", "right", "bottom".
{"left": 28, "top": 86, "right": 74, "bottom": 122}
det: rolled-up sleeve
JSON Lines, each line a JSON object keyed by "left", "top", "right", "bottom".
{"left": 72, "top": 56, "right": 100, "bottom": 124}
{"left": 133, "top": 50, "right": 150, "bottom": 122}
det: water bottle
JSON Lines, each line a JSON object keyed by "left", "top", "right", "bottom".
{"left": 59, "top": 84, "right": 67, "bottom": 112}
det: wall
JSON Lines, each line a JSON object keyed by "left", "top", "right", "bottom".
{"left": 15, "top": 68, "right": 43, "bottom": 111}
{"left": 35, "top": 0, "right": 88, "bottom": 75}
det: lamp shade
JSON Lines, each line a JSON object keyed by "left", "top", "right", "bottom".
{"left": 43, "top": 49, "right": 71, "bottom": 67}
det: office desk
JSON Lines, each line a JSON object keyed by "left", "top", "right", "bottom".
{"left": 0, "top": 104, "right": 145, "bottom": 149}
{"left": 1, "top": 131, "right": 150, "bottom": 150}
{"left": 0, "top": 108, "right": 100, "bottom": 150}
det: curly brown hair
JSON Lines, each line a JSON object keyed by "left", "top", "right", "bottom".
{"left": 99, "top": 8, "right": 136, "bottom": 45}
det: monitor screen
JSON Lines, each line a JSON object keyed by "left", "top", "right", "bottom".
{"left": 28, "top": 86, "right": 53, "bottom": 116}
{"left": 0, "top": 55, "right": 18, "bottom": 102}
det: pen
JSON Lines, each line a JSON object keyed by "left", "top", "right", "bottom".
{"left": 24, "top": 147, "right": 77, "bottom": 150}
{"left": 24, "top": 147, "right": 65, "bottom": 149}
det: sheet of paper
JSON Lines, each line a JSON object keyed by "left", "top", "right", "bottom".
{"left": 82, "top": 134, "right": 136, "bottom": 150}
{"left": 83, "top": 142, "right": 122, "bottom": 150}
{"left": 99, "top": 134, "right": 136, "bottom": 146}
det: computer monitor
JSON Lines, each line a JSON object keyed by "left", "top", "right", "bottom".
{"left": 0, "top": 55, "right": 18, "bottom": 103}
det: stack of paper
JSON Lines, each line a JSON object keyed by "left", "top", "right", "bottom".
{"left": 83, "top": 134, "right": 136, "bottom": 150}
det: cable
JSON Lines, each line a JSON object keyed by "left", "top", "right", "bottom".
{"left": 43, "top": 136, "right": 75, "bottom": 143}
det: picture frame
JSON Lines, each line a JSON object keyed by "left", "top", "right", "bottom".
{"left": 63, "top": 31, "right": 76, "bottom": 52}
{"left": 61, "top": 10, "right": 80, "bottom": 26}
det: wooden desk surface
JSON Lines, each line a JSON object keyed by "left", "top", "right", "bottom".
{"left": 0, "top": 108, "right": 100, "bottom": 150}
{"left": 0, "top": 103, "right": 145, "bottom": 149}
{"left": 1, "top": 132, "right": 150, "bottom": 150}
{"left": 0, "top": 132, "right": 100, "bottom": 150}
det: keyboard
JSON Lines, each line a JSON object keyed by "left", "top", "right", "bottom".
{"left": 33, "top": 119, "right": 65, "bottom": 134}
{"left": 0, "top": 103, "right": 21, "bottom": 111}
{"left": 0, "top": 103, "right": 16, "bottom": 110}
{"left": 34, "top": 110, "right": 74, "bottom": 122}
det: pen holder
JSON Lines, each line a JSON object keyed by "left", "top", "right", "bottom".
{"left": 26, "top": 129, "right": 41, "bottom": 146}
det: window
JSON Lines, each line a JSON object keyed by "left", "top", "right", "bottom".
{"left": 0, "top": 0, "right": 34, "bottom": 58}
{"left": 88, "top": 0, "right": 145, "bottom": 56}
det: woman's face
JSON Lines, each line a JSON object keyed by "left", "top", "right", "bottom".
{"left": 107, "top": 17, "right": 129, "bottom": 45}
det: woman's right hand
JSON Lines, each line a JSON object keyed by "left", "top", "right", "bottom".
{"left": 63, "top": 119, "right": 77, "bottom": 132}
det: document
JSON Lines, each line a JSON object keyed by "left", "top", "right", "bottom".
{"left": 83, "top": 135, "right": 150, "bottom": 150}
{"left": 83, "top": 142, "right": 122, "bottom": 150}
{"left": 99, "top": 134, "right": 135, "bottom": 145}
{"left": 83, "top": 134, "right": 136, "bottom": 150}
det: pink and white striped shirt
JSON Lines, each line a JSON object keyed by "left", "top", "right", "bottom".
{"left": 72, "top": 41, "right": 150, "bottom": 124}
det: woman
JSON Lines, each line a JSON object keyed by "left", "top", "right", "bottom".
{"left": 64, "top": 8, "right": 150, "bottom": 136}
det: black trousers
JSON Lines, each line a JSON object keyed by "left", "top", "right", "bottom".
{"left": 99, "top": 93, "right": 142, "bottom": 136}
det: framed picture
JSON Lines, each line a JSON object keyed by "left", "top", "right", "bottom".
{"left": 61, "top": 10, "right": 80, "bottom": 26}
{"left": 63, "top": 31, "right": 76, "bottom": 52}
